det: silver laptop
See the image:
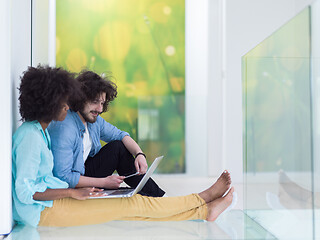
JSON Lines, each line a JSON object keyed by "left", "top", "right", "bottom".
{"left": 89, "top": 156, "right": 163, "bottom": 199}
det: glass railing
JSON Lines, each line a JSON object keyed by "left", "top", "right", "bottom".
{"left": 243, "top": 5, "right": 320, "bottom": 239}
{"left": 311, "top": 1, "right": 320, "bottom": 239}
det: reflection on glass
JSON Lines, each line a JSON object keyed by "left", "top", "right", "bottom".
{"left": 243, "top": 6, "right": 315, "bottom": 239}
{"left": 10, "top": 225, "right": 40, "bottom": 240}
{"left": 138, "top": 108, "right": 160, "bottom": 141}
{"left": 33, "top": 211, "right": 272, "bottom": 240}
{"left": 138, "top": 95, "right": 185, "bottom": 173}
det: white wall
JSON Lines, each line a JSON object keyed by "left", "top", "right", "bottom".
{"left": 0, "top": 0, "right": 32, "bottom": 235}
{"left": 0, "top": 0, "right": 13, "bottom": 235}
{"left": 32, "top": 0, "right": 54, "bottom": 66}
{"left": 207, "top": 0, "right": 225, "bottom": 177}
{"left": 11, "top": 0, "right": 32, "bottom": 129}
{"left": 185, "top": 0, "right": 208, "bottom": 176}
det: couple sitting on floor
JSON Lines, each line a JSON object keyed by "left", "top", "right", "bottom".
{"left": 12, "top": 65, "right": 234, "bottom": 227}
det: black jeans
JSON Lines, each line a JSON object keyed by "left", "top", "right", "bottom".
{"left": 84, "top": 140, "right": 165, "bottom": 197}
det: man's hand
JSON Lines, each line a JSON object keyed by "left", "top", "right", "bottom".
{"left": 77, "top": 175, "right": 124, "bottom": 189}
{"left": 121, "top": 136, "right": 148, "bottom": 174}
{"left": 134, "top": 155, "right": 148, "bottom": 174}
{"left": 101, "top": 175, "right": 125, "bottom": 189}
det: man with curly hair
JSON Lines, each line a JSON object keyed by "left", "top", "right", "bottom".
{"left": 48, "top": 71, "right": 165, "bottom": 197}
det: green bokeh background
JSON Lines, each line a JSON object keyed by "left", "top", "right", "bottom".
{"left": 56, "top": 0, "right": 185, "bottom": 173}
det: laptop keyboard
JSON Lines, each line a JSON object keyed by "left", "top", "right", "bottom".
{"left": 108, "top": 189, "right": 134, "bottom": 195}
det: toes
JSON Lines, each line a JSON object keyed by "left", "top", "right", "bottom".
{"left": 223, "top": 172, "right": 231, "bottom": 182}
{"left": 218, "top": 170, "right": 232, "bottom": 185}
{"left": 221, "top": 173, "right": 228, "bottom": 180}
{"left": 223, "top": 170, "right": 230, "bottom": 177}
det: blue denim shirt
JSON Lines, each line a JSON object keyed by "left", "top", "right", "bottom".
{"left": 48, "top": 110, "right": 129, "bottom": 188}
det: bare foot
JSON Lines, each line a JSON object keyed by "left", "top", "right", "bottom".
{"left": 199, "top": 170, "right": 231, "bottom": 203}
{"left": 206, "top": 187, "right": 234, "bottom": 221}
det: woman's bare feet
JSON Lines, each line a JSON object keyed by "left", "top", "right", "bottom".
{"left": 206, "top": 187, "right": 234, "bottom": 221}
{"left": 199, "top": 170, "right": 231, "bottom": 203}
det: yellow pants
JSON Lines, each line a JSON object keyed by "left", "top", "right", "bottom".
{"left": 38, "top": 193, "right": 207, "bottom": 227}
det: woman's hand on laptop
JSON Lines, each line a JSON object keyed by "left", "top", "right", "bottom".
{"left": 70, "top": 187, "right": 105, "bottom": 200}
{"left": 101, "top": 175, "right": 125, "bottom": 189}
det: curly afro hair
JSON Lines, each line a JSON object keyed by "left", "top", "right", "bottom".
{"left": 19, "top": 65, "right": 77, "bottom": 123}
{"left": 70, "top": 70, "right": 117, "bottom": 113}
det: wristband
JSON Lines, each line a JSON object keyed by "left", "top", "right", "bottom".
{"left": 135, "top": 152, "right": 146, "bottom": 159}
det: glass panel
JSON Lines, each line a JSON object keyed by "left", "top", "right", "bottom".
{"left": 311, "top": 1, "right": 320, "bottom": 239}
{"left": 56, "top": 0, "right": 185, "bottom": 172}
{"left": 243, "top": 7, "right": 314, "bottom": 239}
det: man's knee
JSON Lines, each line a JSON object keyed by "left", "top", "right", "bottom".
{"left": 105, "top": 140, "right": 127, "bottom": 153}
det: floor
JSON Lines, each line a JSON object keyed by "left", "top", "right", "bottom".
{"left": 8, "top": 210, "right": 274, "bottom": 240}
{"left": 3, "top": 176, "right": 318, "bottom": 240}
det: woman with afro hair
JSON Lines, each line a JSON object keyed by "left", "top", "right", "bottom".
{"left": 12, "top": 65, "right": 234, "bottom": 227}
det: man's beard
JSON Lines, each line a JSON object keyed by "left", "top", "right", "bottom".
{"left": 79, "top": 110, "right": 100, "bottom": 123}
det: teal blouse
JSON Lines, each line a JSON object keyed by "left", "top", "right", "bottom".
{"left": 12, "top": 121, "right": 68, "bottom": 227}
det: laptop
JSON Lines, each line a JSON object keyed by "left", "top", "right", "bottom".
{"left": 89, "top": 156, "right": 163, "bottom": 199}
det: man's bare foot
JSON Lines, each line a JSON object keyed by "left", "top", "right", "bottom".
{"left": 206, "top": 187, "right": 234, "bottom": 221}
{"left": 199, "top": 170, "right": 231, "bottom": 203}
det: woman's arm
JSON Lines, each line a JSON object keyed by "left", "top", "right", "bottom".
{"left": 33, "top": 188, "right": 73, "bottom": 201}
{"left": 33, "top": 187, "right": 104, "bottom": 201}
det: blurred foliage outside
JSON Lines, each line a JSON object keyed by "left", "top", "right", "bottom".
{"left": 56, "top": 0, "right": 185, "bottom": 173}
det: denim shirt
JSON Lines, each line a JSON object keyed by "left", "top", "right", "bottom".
{"left": 48, "top": 110, "right": 129, "bottom": 188}
{"left": 12, "top": 121, "right": 68, "bottom": 227}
